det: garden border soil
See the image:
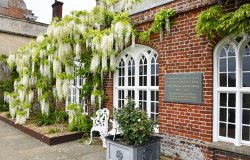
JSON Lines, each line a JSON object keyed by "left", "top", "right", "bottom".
{"left": 0, "top": 115, "right": 84, "bottom": 145}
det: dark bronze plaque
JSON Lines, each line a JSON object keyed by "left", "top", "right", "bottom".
{"left": 164, "top": 73, "right": 203, "bottom": 104}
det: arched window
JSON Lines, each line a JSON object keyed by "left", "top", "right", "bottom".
{"left": 213, "top": 35, "right": 250, "bottom": 146}
{"left": 114, "top": 44, "right": 159, "bottom": 125}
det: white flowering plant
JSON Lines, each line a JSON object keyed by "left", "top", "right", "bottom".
{"left": 114, "top": 99, "right": 154, "bottom": 145}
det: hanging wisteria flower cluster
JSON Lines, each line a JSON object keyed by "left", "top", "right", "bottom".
{"left": 3, "top": 0, "right": 142, "bottom": 124}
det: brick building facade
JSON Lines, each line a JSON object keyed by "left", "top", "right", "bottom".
{"left": 101, "top": 0, "right": 250, "bottom": 159}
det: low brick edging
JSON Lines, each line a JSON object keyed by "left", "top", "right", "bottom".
{"left": 0, "top": 115, "right": 84, "bottom": 145}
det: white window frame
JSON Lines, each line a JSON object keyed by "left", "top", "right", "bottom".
{"left": 113, "top": 44, "right": 159, "bottom": 132}
{"left": 213, "top": 34, "right": 250, "bottom": 146}
{"left": 66, "top": 61, "right": 88, "bottom": 114}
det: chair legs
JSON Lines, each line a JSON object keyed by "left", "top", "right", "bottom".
{"left": 89, "top": 130, "right": 107, "bottom": 148}
{"left": 88, "top": 129, "right": 93, "bottom": 145}
{"left": 100, "top": 133, "right": 107, "bottom": 148}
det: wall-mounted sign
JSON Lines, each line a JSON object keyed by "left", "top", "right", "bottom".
{"left": 164, "top": 72, "right": 203, "bottom": 104}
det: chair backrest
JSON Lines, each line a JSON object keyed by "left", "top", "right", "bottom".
{"left": 92, "top": 108, "right": 109, "bottom": 130}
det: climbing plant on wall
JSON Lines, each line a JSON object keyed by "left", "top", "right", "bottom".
{"left": 3, "top": 0, "right": 175, "bottom": 124}
{"left": 196, "top": 3, "right": 250, "bottom": 39}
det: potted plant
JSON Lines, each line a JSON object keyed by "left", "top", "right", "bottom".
{"left": 105, "top": 100, "right": 161, "bottom": 160}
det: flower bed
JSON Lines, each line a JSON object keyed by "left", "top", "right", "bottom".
{"left": 0, "top": 112, "right": 84, "bottom": 145}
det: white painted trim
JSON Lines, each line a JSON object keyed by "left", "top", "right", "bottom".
{"left": 213, "top": 35, "right": 250, "bottom": 146}
{"left": 114, "top": 44, "right": 159, "bottom": 123}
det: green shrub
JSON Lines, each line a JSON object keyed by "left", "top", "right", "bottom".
{"left": 34, "top": 111, "right": 68, "bottom": 127}
{"left": 68, "top": 109, "right": 93, "bottom": 136}
{"left": 0, "top": 101, "right": 9, "bottom": 112}
{"left": 34, "top": 112, "right": 54, "bottom": 126}
{"left": 114, "top": 99, "right": 154, "bottom": 145}
{"left": 51, "top": 111, "right": 68, "bottom": 124}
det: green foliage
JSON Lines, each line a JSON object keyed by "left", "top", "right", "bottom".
{"left": 67, "top": 103, "right": 93, "bottom": 135}
{"left": 0, "top": 54, "right": 7, "bottom": 64}
{"left": 196, "top": 5, "right": 224, "bottom": 39}
{"left": 114, "top": 100, "right": 154, "bottom": 145}
{"left": 35, "top": 112, "right": 54, "bottom": 126}
{"left": 196, "top": 4, "right": 250, "bottom": 39}
{"left": 34, "top": 111, "right": 68, "bottom": 127}
{"left": 51, "top": 111, "right": 68, "bottom": 124}
{"left": 68, "top": 114, "right": 93, "bottom": 135}
{"left": 0, "top": 101, "right": 8, "bottom": 112}
{"left": 16, "top": 110, "right": 26, "bottom": 116}
{"left": 139, "top": 8, "right": 175, "bottom": 42}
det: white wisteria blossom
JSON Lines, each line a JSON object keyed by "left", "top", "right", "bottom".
{"left": 90, "top": 54, "right": 100, "bottom": 72}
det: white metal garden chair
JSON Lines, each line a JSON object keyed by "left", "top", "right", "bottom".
{"left": 89, "top": 108, "right": 109, "bottom": 148}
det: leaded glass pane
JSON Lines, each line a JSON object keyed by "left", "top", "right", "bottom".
{"left": 243, "top": 94, "right": 250, "bottom": 109}
{"left": 220, "top": 73, "right": 227, "bottom": 87}
{"left": 243, "top": 110, "right": 250, "bottom": 125}
{"left": 228, "top": 124, "right": 235, "bottom": 138}
{"left": 242, "top": 126, "right": 250, "bottom": 141}
{"left": 243, "top": 73, "right": 250, "bottom": 87}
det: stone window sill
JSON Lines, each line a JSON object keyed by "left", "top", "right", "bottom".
{"left": 209, "top": 141, "right": 250, "bottom": 157}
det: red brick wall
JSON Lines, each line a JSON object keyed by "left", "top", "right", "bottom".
{"left": 0, "top": 0, "right": 28, "bottom": 19}
{"left": 128, "top": 0, "right": 216, "bottom": 143}
{"left": 103, "top": 73, "right": 114, "bottom": 116}
{"left": 156, "top": 8, "right": 214, "bottom": 143}
{"left": 102, "top": 0, "right": 250, "bottom": 158}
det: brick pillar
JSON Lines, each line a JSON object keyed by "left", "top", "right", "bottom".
{"left": 52, "top": 0, "right": 64, "bottom": 20}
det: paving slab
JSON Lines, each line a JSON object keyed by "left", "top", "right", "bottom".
{"left": 0, "top": 120, "right": 105, "bottom": 160}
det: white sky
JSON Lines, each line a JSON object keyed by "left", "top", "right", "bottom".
{"left": 24, "top": 0, "right": 96, "bottom": 24}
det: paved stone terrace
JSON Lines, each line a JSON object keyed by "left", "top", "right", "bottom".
{"left": 0, "top": 120, "right": 173, "bottom": 160}
{"left": 0, "top": 120, "right": 105, "bottom": 160}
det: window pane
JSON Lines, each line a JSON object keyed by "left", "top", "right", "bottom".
{"left": 228, "top": 58, "right": 236, "bottom": 72}
{"left": 244, "top": 45, "right": 250, "bottom": 55}
{"left": 220, "top": 93, "right": 227, "bottom": 106}
{"left": 151, "top": 58, "right": 155, "bottom": 63}
{"left": 228, "top": 124, "right": 235, "bottom": 138}
{"left": 220, "top": 108, "right": 226, "bottom": 122}
{"left": 243, "top": 94, "right": 250, "bottom": 109}
{"left": 151, "top": 76, "right": 155, "bottom": 86}
{"left": 243, "top": 73, "right": 250, "bottom": 87}
{"left": 156, "top": 103, "right": 158, "bottom": 112}
{"left": 156, "top": 64, "right": 159, "bottom": 74}
{"left": 228, "top": 93, "right": 235, "bottom": 107}
{"left": 243, "top": 110, "right": 250, "bottom": 125}
{"left": 220, "top": 73, "right": 227, "bottom": 87}
{"left": 219, "top": 123, "right": 226, "bottom": 137}
{"left": 151, "top": 103, "right": 155, "bottom": 112}
{"left": 220, "top": 48, "right": 226, "bottom": 57}
{"left": 219, "top": 58, "right": 227, "bottom": 72}
{"left": 156, "top": 76, "right": 159, "bottom": 86}
{"left": 128, "top": 67, "right": 131, "bottom": 75}
{"left": 156, "top": 91, "right": 159, "bottom": 101}
{"left": 128, "top": 90, "right": 135, "bottom": 100}
{"left": 228, "top": 73, "right": 236, "bottom": 87}
{"left": 243, "top": 56, "right": 250, "bottom": 71}
{"left": 151, "top": 65, "right": 155, "bottom": 74}
{"left": 144, "top": 66, "right": 147, "bottom": 75}
{"left": 228, "top": 109, "right": 235, "bottom": 123}
{"left": 139, "top": 77, "right": 143, "bottom": 86}
{"left": 242, "top": 126, "right": 250, "bottom": 141}
{"left": 151, "top": 91, "right": 155, "bottom": 101}
{"left": 228, "top": 47, "right": 235, "bottom": 56}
